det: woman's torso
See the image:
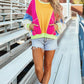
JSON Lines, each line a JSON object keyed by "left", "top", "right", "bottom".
{"left": 26, "top": 0, "right": 58, "bottom": 39}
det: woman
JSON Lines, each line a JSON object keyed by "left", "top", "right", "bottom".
{"left": 23, "top": 0, "right": 63, "bottom": 84}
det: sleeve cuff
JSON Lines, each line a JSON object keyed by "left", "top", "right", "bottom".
{"left": 56, "top": 23, "right": 62, "bottom": 30}
{"left": 27, "top": 23, "right": 31, "bottom": 29}
{"left": 22, "top": 20, "right": 32, "bottom": 31}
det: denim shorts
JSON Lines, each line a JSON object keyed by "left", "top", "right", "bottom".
{"left": 31, "top": 38, "right": 57, "bottom": 51}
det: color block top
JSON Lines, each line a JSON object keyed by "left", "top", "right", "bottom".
{"left": 23, "top": 0, "right": 62, "bottom": 39}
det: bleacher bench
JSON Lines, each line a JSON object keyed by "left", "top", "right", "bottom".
{"left": 0, "top": 19, "right": 24, "bottom": 26}
{"left": 0, "top": 46, "right": 33, "bottom": 84}
{"left": 0, "top": 29, "right": 28, "bottom": 46}
{"left": 0, "top": 7, "right": 27, "bottom": 10}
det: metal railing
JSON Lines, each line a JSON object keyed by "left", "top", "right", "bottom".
{"left": 78, "top": 14, "right": 84, "bottom": 76}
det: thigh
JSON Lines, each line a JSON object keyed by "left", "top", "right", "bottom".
{"left": 32, "top": 47, "right": 44, "bottom": 69}
{"left": 44, "top": 50, "right": 55, "bottom": 68}
{"left": 32, "top": 38, "right": 44, "bottom": 69}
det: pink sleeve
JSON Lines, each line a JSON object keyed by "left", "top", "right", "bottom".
{"left": 26, "top": 0, "right": 32, "bottom": 16}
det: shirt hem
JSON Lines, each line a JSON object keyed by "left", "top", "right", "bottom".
{"left": 31, "top": 33, "right": 57, "bottom": 39}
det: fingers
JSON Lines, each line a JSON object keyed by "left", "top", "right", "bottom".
{"left": 49, "top": 24, "right": 58, "bottom": 31}
{"left": 29, "top": 23, "right": 38, "bottom": 31}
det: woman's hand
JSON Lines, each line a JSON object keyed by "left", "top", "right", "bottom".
{"left": 29, "top": 23, "right": 38, "bottom": 31}
{"left": 49, "top": 24, "right": 58, "bottom": 31}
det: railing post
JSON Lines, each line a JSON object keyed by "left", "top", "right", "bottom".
{"left": 18, "top": 22, "right": 21, "bottom": 28}
{"left": 11, "top": 1, "right": 13, "bottom": 29}
{"left": 24, "top": 34, "right": 28, "bottom": 41}
{"left": 4, "top": 25, "right": 8, "bottom": 32}
{"left": 1, "top": 8, "right": 8, "bottom": 32}
{"left": 7, "top": 42, "right": 10, "bottom": 52}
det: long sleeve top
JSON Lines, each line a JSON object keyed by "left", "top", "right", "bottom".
{"left": 23, "top": 0, "right": 62, "bottom": 39}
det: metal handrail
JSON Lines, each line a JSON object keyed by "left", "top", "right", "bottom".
{"left": 78, "top": 14, "right": 84, "bottom": 76}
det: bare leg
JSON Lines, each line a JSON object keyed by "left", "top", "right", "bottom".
{"left": 32, "top": 47, "right": 44, "bottom": 83}
{"left": 42, "top": 50, "right": 55, "bottom": 84}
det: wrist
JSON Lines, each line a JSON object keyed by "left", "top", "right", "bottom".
{"left": 29, "top": 23, "right": 34, "bottom": 31}
{"left": 56, "top": 23, "right": 61, "bottom": 30}
{"left": 55, "top": 24, "right": 58, "bottom": 31}
{"left": 27, "top": 23, "right": 31, "bottom": 31}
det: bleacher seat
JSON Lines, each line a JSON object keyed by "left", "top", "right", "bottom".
{"left": 0, "top": 29, "right": 29, "bottom": 46}
{"left": 0, "top": 46, "right": 33, "bottom": 84}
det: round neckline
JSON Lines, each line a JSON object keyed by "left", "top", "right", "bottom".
{"left": 38, "top": 0, "right": 50, "bottom": 4}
